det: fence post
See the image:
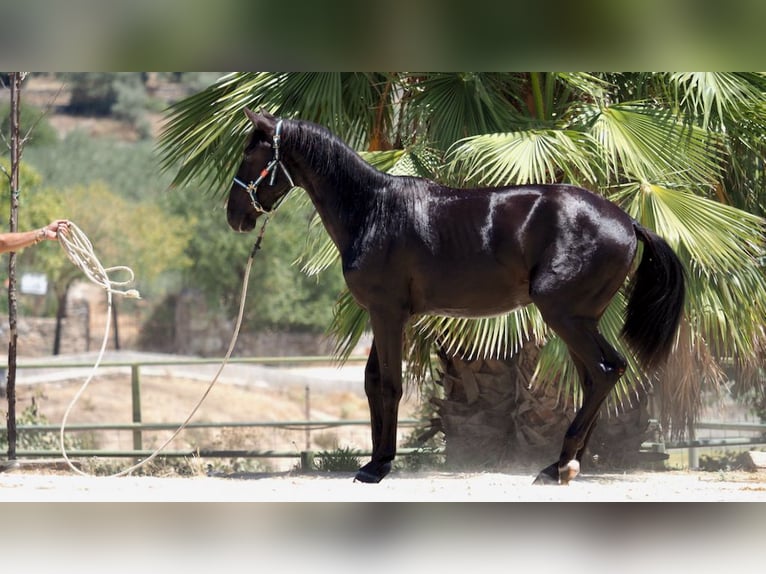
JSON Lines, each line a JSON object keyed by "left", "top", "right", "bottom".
{"left": 300, "top": 450, "right": 314, "bottom": 472}
{"left": 304, "top": 385, "right": 311, "bottom": 450}
{"left": 131, "top": 364, "right": 142, "bottom": 452}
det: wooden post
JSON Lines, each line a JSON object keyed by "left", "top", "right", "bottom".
{"left": 4, "top": 72, "right": 26, "bottom": 460}
{"left": 304, "top": 385, "right": 311, "bottom": 451}
{"left": 131, "top": 364, "right": 142, "bottom": 452}
{"left": 300, "top": 450, "right": 314, "bottom": 472}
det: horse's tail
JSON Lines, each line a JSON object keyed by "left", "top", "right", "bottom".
{"left": 621, "top": 222, "right": 686, "bottom": 372}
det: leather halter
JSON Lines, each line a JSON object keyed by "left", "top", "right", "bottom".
{"left": 232, "top": 119, "right": 295, "bottom": 214}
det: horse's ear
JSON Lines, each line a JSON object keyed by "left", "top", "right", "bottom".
{"left": 243, "top": 107, "right": 260, "bottom": 124}
{"left": 243, "top": 107, "right": 276, "bottom": 135}
{"left": 259, "top": 107, "right": 276, "bottom": 120}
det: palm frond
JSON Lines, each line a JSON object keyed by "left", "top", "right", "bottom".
{"left": 554, "top": 72, "right": 612, "bottom": 101}
{"left": 448, "top": 128, "right": 600, "bottom": 186}
{"left": 157, "top": 72, "right": 266, "bottom": 190}
{"left": 329, "top": 290, "right": 369, "bottom": 362}
{"left": 410, "top": 306, "right": 548, "bottom": 362}
{"left": 685, "top": 266, "right": 766, "bottom": 362}
{"left": 404, "top": 73, "right": 524, "bottom": 150}
{"left": 268, "top": 72, "right": 393, "bottom": 149}
{"left": 614, "top": 180, "right": 766, "bottom": 367}
{"left": 158, "top": 72, "right": 396, "bottom": 191}
{"left": 297, "top": 213, "right": 338, "bottom": 277}
{"left": 615, "top": 182, "right": 765, "bottom": 272}
{"left": 668, "top": 72, "right": 766, "bottom": 129}
{"left": 587, "top": 102, "right": 726, "bottom": 185}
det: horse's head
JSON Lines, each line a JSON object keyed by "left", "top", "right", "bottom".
{"left": 226, "top": 108, "right": 295, "bottom": 232}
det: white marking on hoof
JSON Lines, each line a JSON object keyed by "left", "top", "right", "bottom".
{"left": 559, "top": 460, "right": 580, "bottom": 485}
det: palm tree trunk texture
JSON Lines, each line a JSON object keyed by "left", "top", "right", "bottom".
{"left": 431, "top": 343, "right": 652, "bottom": 472}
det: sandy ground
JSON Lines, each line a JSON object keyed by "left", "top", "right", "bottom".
{"left": 3, "top": 471, "right": 764, "bottom": 574}
{"left": 2, "top": 467, "right": 765, "bottom": 502}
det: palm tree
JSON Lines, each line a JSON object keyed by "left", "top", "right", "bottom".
{"left": 158, "top": 72, "right": 766, "bottom": 470}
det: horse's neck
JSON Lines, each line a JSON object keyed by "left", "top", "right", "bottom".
{"left": 286, "top": 123, "right": 389, "bottom": 251}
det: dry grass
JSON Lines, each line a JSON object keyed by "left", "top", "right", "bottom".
{"left": 11, "top": 373, "right": 423, "bottom": 471}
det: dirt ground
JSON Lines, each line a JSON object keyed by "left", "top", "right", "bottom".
{"left": 2, "top": 468, "right": 764, "bottom": 574}
{"left": 1, "top": 465, "right": 765, "bottom": 502}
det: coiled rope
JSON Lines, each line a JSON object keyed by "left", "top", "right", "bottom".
{"left": 58, "top": 219, "right": 269, "bottom": 477}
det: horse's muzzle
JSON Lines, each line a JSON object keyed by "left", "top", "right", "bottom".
{"left": 226, "top": 198, "right": 258, "bottom": 232}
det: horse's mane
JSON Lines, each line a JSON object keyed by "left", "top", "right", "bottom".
{"left": 281, "top": 118, "right": 436, "bottom": 236}
{"left": 283, "top": 119, "right": 390, "bottom": 191}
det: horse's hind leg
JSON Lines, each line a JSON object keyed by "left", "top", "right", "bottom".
{"left": 532, "top": 314, "right": 626, "bottom": 485}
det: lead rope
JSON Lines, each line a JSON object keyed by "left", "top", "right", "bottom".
{"left": 57, "top": 218, "right": 270, "bottom": 477}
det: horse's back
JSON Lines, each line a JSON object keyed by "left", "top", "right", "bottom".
{"left": 401, "top": 183, "right": 637, "bottom": 317}
{"left": 420, "top": 182, "right": 637, "bottom": 268}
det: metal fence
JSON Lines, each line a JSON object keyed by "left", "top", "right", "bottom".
{"left": 7, "top": 355, "right": 766, "bottom": 470}
{"left": 8, "top": 355, "right": 431, "bottom": 470}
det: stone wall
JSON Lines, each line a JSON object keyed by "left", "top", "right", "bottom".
{"left": 0, "top": 300, "right": 94, "bottom": 357}
{"left": 169, "top": 290, "right": 335, "bottom": 357}
{"left": 1, "top": 290, "right": 342, "bottom": 359}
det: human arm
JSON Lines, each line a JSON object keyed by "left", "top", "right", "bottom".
{"left": 0, "top": 219, "right": 69, "bottom": 253}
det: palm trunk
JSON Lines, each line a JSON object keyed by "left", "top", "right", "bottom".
{"left": 430, "top": 341, "right": 653, "bottom": 472}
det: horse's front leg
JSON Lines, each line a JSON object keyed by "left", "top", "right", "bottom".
{"left": 355, "top": 311, "right": 405, "bottom": 484}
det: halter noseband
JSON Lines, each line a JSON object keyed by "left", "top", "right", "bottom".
{"left": 232, "top": 119, "right": 295, "bottom": 215}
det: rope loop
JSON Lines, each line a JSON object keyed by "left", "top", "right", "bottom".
{"left": 57, "top": 220, "right": 266, "bottom": 477}
{"left": 58, "top": 222, "right": 140, "bottom": 299}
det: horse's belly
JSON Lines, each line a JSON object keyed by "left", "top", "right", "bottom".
{"left": 410, "top": 272, "right": 531, "bottom": 317}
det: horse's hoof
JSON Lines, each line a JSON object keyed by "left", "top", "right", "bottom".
{"left": 559, "top": 460, "right": 580, "bottom": 485}
{"left": 354, "top": 461, "right": 391, "bottom": 484}
{"left": 533, "top": 460, "right": 581, "bottom": 485}
{"left": 532, "top": 463, "right": 560, "bottom": 485}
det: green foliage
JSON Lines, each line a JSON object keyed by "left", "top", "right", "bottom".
{"left": 0, "top": 102, "right": 58, "bottom": 149}
{"left": 0, "top": 157, "right": 43, "bottom": 195}
{"left": 0, "top": 177, "right": 194, "bottom": 325}
{"left": 24, "top": 131, "right": 171, "bottom": 202}
{"left": 158, "top": 72, "right": 396, "bottom": 190}
{"left": 313, "top": 446, "right": 362, "bottom": 472}
{"left": 160, "top": 186, "right": 345, "bottom": 333}
{"left": 22, "top": 129, "right": 342, "bottom": 335}
{"left": 0, "top": 399, "right": 83, "bottom": 452}
{"left": 61, "top": 73, "right": 155, "bottom": 139}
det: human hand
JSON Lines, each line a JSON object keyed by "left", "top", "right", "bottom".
{"left": 42, "top": 219, "right": 70, "bottom": 240}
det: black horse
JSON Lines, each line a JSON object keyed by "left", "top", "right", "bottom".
{"left": 226, "top": 108, "right": 685, "bottom": 485}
